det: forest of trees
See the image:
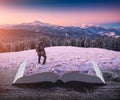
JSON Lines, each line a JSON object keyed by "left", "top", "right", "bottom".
{"left": 0, "top": 29, "right": 120, "bottom": 53}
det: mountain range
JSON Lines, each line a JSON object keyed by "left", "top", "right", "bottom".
{"left": 0, "top": 21, "right": 120, "bottom": 38}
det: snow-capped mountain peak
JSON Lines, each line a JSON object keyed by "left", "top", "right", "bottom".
{"left": 0, "top": 21, "right": 120, "bottom": 37}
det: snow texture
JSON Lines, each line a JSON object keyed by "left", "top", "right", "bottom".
{"left": 0, "top": 46, "right": 120, "bottom": 76}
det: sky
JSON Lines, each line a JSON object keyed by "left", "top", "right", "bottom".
{"left": 0, "top": 0, "right": 120, "bottom": 26}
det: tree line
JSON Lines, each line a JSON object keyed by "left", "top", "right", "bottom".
{"left": 0, "top": 35, "right": 120, "bottom": 53}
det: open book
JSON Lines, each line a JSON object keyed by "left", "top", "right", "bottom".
{"left": 12, "top": 59, "right": 105, "bottom": 85}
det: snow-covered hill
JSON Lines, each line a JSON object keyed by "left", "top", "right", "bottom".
{"left": 0, "top": 46, "right": 120, "bottom": 76}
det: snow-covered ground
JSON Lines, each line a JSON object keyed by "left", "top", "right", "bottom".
{"left": 0, "top": 46, "right": 120, "bottom": 76}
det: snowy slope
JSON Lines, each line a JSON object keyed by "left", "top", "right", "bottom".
{"left": 0, "top": 46, "right": 120, "bottom": 76}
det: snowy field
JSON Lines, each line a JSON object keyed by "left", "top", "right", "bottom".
{"left": 0, "top": 46, "right": 120, "bottom": 76}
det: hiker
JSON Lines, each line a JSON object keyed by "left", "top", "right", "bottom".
{"left": 35, "top": 39, "right": 47, "bottom": 64}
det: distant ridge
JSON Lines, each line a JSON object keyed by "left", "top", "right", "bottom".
{"left": 0, "top": 21, "right": 120, "bottom": 36}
